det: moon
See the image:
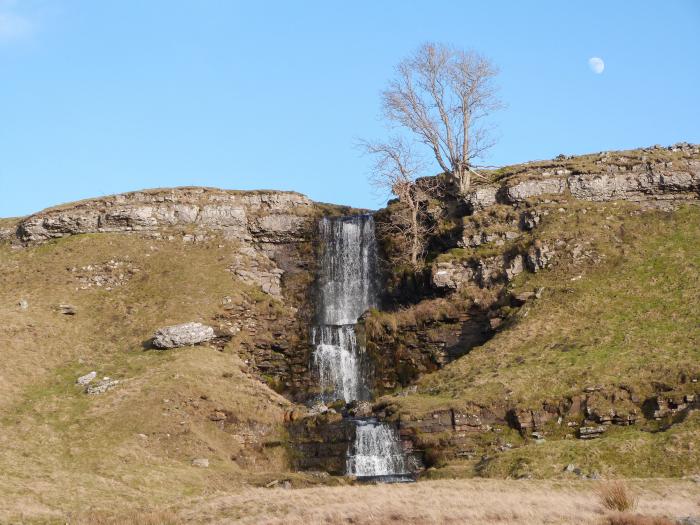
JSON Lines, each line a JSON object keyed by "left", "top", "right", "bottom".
{"left": 588, "top": 57, "right": 605, "bottom": 74}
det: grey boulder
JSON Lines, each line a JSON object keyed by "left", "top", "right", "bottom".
{"left": 86, "top": 377, "right": 119, "bottom": 395}
{"left": 152, "top": 322, "right": 215, "bottom": 349}
{"left": 76, "top": 371, "right": 97, "bottom": 385}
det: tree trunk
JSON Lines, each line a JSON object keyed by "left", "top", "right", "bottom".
{"left": 410, "top": 203, "right": 419, "bottom": 268}
{"left": 456, "top": 166, "right": 471, "bottom": 195}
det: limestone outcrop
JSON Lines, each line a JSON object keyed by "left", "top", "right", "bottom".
{"left": 14, "top": 187, "right": 315, "bottom": 245}
{"left": 152, "top": 322, "right": 216, "bottom": 349}
{"left": 465, "top": 144, "right": 700, "bottom": 209}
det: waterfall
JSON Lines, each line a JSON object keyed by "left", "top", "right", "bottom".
{"left": 312, "top": 214, "right": 412, "bottom": 480}
{"left": 316, "top": 215, "right": 378, "bottom": 326}
{"left": 312, "top": 215, "right": 377, "bottom": 403}
{"left": 311, "top": 325, "right": 363, "bottom": 403}
{"left": 346, "top": 419, "right": 409, "bottom": 479}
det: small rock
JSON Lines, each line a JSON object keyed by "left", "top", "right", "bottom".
{"left": 57, "top": 304, "right": 77, "bottom": 315}
{"left": 85, "top": 377, "right": 119, "bottom": 395}
{"left": 578, "top": 425, "right": 606, "bottom": 439}
{"left": 209, "top": 411, "right": 227, "bottom": 422}
{"left": 76, "top": 371, "right": 97, "bottom": 385}
{"left": 347, "top": 400, "right": 373, "bottom": 418}
{"left": 18, "top": 299, "right": 28, "bottom": 310}
{"left": 513, "top": 291, "right": 535, "bottom": 304}
{"left": 191, "top": 458, "right": 209, "bottom": 468}
{"left": 152, "top": 322, "right": 215, "bottom": 349}
{"left": 564, "top": 464, "right": 583, "bottom": 476}
{"left": 309, "top": 403, "right": 329, "bottom": 415}
{"left": 677, "top": 517, "right": 700, "bottom": 525}
{"left": 525, "top": 241, "right": 552, "bottom": 272}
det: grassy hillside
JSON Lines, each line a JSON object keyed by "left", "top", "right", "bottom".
{"left": 383, "top": 202, "right": 700, "bottom": 477}
{"left": 0, "top": 231, "right": 311, "bottom": 522}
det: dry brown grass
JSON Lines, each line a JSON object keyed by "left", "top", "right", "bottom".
{"left": 6, "top": 477, "right": 695, "bottom": 524}
{"left": 602, "top": 513, "right": 675, "bottom": 525}
{"left": 171, "top": 479, "right": 697, "bottom": 524}
{"left": 74, "top": 509, "right": 185, "bottom": 525}
{"left": 598, "top": 481, "right": 638, "bottom": 512}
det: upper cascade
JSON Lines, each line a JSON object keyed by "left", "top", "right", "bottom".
{"left": 316, "top": 215, "right": 379, "bottom": 326}
{"left": 312, "top": 214, "right": 379, "bottom": 402}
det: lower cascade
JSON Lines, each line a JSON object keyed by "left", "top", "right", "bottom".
{"left": 311, "top": 325, "right": 366, "bottom": 403}
{"left": 346, "top": 419, "right": 410, "bottom": 480}
{"left": 311, "top": 215, "right": 411, "bottom": 480}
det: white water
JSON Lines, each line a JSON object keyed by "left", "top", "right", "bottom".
{"left": 346, "top": 419, "right": 409, "bottom": 477}
{"left": 316, "top": 216, "right": 378, "bottom": 326}
{"left": 312, "top": 215, "right": 377, "bottom": 403}
{"left": 312, "top": 215, "right": 411, "bottom": 478}
{"left": 311, "top": 325, "right": 361, "bottom": 403}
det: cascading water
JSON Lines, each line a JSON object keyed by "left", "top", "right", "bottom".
{"left": 346, "top": 418, "right": 409, "bottom": 480}
{"left": 312, "top": 214, "right": 413, "bottom": 481}
{"left": 311, "top": 325, "right": 362, "bottom": 403}
{"left": 312, "top": 215, "right": 377, "bottom": 403}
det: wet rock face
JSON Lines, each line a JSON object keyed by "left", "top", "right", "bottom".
{"left": 152, "top": 322, "right": 216, "bottom": 349}
{"left": 362, "top": 310, "right": 492, "bottom": 394}
{"left": 287, "top": 411, "right": 356, "bottom": 475}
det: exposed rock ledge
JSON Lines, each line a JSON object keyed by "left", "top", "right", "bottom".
{"left": 14, "top": 187, "right": 316, "bottom": 245}
{"left": 465, "top": 158, "right": 700, "bottom": 210}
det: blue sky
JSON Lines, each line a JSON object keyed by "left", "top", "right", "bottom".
{"left": 1, "top": 1, "right": 699, "bottom": 216}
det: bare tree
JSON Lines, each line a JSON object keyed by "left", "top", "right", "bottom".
{"left": 364, "top": 138, "right": 423, "bottom": 267}
{"left": 380, "top": 42, "right": 502, "bottom": 194}
{"left": 361, "top": 137, "right": 429, "bottom": 269}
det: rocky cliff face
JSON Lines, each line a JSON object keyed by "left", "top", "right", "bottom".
{"left": 464, "top": 143, "right": 700, "bottom": 211}
{"left": 15, "top": 187, "right": 315, "bottom": 245}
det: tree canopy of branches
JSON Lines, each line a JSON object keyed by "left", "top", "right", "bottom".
{"left": 363, "top": 42, "right": 502, "bottom": 268}
{"left": 373, "top": 42, "right": 501, "bottom": 193}
{"left": 362, "top": 137, "right": 432, "bottom": 268}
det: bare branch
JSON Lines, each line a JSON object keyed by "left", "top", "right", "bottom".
{"left": 378, "top": 42, "right": 502, "bottom": 194}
